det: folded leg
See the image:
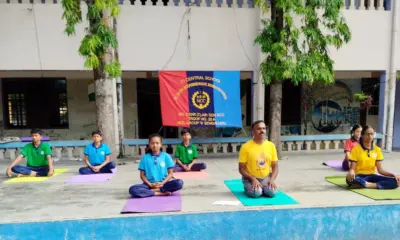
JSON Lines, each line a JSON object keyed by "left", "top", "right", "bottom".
{"left": 12, "top": 165, "right": 48, "bottom": 177}
{"left": 160, "top": 179, "right": 184, "bottom": 193}
{"left": 260, "top": 177, "right": 277, "bottom": 197}
{"left": 243, "top": 179, "right": 262, "bottom": 198}
{"left": 363, "top": 174, "right": 399, "bottom": 189}
{"left": 99, "top": 162, "right": 116, "bottom": 173}
{"left": 129, "top": 183, "right": 155, "bottom": 198}
{"left": 190, "top": 163, "right": 207, "bottom": 171}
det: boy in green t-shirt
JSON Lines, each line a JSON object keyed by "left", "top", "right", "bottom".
{"left": 173, "top": 128, "right": 206, "bottom": 172}
{"left": 6, "top": 128, "right": 54, "bottom": 177}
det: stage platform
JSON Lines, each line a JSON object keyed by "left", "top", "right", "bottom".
{"left": 1, "top": 152, "right": 400, "bottom": 239}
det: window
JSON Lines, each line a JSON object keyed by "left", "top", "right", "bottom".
{"left": 2, "top": 78, "right": 69, "bottom": 129}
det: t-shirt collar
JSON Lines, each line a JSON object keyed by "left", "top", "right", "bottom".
{"left": 360, "top": 141, "right": 374, "bottom": 150}
{"left": 92, "top": 142, "right": 103, "bottom": 149}
{"left": 181, "top": 142, "right": 192, "bottom": 147}
{"left": 351, "top": 137, "right": 359, "bottom": 143}
{"left": 149, "top": 151, "right": 162, "bottom": 157}
{"left": 32, "top": 141, "right": 42, "bottom": 149}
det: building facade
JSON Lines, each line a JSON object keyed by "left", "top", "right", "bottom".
{"left": 0, "top": 0, "right": 399, "bottom": 150}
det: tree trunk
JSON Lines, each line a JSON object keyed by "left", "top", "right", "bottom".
{"left": 268, "top": 1, "right": 283, "bottom": 158}
{"left": 93, "top": 10, "right": 118, "bottom": 160}
{"left": 268, "top": 81, "right": 282, "bottom": 158}
{"left": 113, "top": 17, "right": 124, "bottom": 159}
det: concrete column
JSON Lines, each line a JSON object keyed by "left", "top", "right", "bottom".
{"left": 252, "top": 71, "right": 265, "bottom": 122}
{"left": 385, "top": 0, "right": 399, "bottom": 152}
{"left": 378, "top": 72, "right": 387, "bottom": 149}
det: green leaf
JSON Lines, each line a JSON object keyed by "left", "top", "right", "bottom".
{"left": 105, "top": 61, "right": 122, "bottom": 78}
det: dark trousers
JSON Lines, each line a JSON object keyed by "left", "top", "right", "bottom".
{"left": 12, "top": 165, "right": 49, "bottom": 177}
{"left": 129, "top": 179, "right": 184, "bottom": 198}
{"left": 173, "top": 163, "right": 207, "bottom": 172}
{"left": 79, "top": 162, "right": 116, "bottom": 175}
{"left": 346, "top": 174, "right": 398, "bottom": 189}
{"left": 342, "top": 160, "right": 350, "bottom": 171}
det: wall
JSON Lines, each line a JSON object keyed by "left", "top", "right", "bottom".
{"left": 0, "top": 4, "right": 393, "bottom": 72}
{"left": 1, "top": 204, "right": 400, "bottom": 239}
{"left": 302, "top": 79, "right": 361, "bottom": 135}
{"left": 0, "top": 71, "right": 250, "bottom": 140}
{"left": 0, "top": 71, "right": 140, "bottom": 140}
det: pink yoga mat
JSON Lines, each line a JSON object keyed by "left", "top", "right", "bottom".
{"left": 323, "top": 161, "right": 396, "bottom": 175}
{"left": 65, "top": 168, "right": 117, "bottom": 184}
{"left": 173, "top": 171, "right": 209, "bottom": 179}
{"left": 121, "top": 192, "right": 181, "bottom": 213}
{"left": 323, "top": 160, "right": 344, "bottom": 171}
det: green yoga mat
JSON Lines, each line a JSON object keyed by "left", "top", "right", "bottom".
{"left": 224, "top": 179, "right": 299, "bottom": 206}
{"left": 326, "top": 176, "right": 400, "bottom": 200}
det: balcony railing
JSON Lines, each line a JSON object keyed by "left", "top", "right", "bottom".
{"left": 0, "top": 0, "right": 392, "bottom": 11}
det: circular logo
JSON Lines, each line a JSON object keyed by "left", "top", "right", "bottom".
{"left": 160, "top": 161, "right": 165, "bottom": 168}
{"left": 188, "top": 149, "right": 193, "bottom": 154}
{"left": 101, "top": 151, "right": 105, "bottom": 155}
{"left": 192, "top": 91, "right": 210, "bottom": 110}
{"left": 40, "top": 151, "right": 44, "bottom": 155}
{"left": 372, "top": 153, "right": 377, "bottom": 158}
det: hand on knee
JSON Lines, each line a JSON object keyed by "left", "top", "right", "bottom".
{"left": 245, "top": 187, "right": 262, "bottom": 198}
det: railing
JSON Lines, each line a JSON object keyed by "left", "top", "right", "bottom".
{"left": 0, "top": 134, "right": 383, "bottom": 160}
{"left": 0, "top": 0, "right": 392, "bottom": 11}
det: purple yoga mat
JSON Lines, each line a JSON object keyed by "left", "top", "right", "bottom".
{"left": 21, "top": 136, "right": 50, "bottom": 142}
{"left": 121, "top": 192, "right": 182, "bottom": 213}
{"left": 323, "top": 160, "right": 344, "bottom": 171}
{"left": 65, "top": 168, "right": 117, "bottom": 184}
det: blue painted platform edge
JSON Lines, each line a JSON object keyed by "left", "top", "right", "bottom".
{"left": 1, "top": 204, "right": 400, "bottom": 240}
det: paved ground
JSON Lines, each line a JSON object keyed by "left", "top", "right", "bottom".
{"left": 1, "top": 151, "right": 400, "bottom": 224}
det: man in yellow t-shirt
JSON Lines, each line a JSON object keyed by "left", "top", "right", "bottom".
{"left": 238, "top": 120, "right": 279, "bottom": 198}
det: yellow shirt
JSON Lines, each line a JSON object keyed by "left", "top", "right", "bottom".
{"left": 349, "top": 144, "right": 384, "bottom": 175}
{"left": 238, "top": 140, "right": 278, "bottom": 179}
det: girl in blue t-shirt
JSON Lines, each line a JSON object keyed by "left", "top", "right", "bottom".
{"left": 129, "top": 134, "right": 184, "bottom": 198}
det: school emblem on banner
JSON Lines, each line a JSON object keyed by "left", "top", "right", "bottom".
{"left": 159, "top": 71, "right": 242, "bottom": 128}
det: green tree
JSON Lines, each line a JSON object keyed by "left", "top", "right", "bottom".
{"left": 61, "top": 0, "right": 122, "bottom": 157}
{"left": 254, "top": 0, "right": 351, "bottom": 157}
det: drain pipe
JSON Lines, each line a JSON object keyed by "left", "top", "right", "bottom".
{"left": 386, "top": 0, "right": 399, "bottom": 152}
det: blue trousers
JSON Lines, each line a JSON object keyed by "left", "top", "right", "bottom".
{"left": 173, "top": 163, "right": 207, "bottom": 172}
{"left": 342, "top": 160, "right": 350, "bottom": 171}
{"left": 243, "top": 177, "right": 277, "bottom": 198}
{"left": 129, "top": 179, "right": 184, "bottom": 198}
{"left": 12, "top": 165, "right": 49, "bottom": 177}
{"left": 79, "top": 162, "right": 116, "bottom": 174}
{"left": 346, "top": 174, "right": 398, "bottom": 189}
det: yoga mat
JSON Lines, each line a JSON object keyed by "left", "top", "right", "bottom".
{"left": 5, "top": 168, "right": 69, "bottom": 183}
{"left": 326, "top": 176, "right": 400, "bottom": 200}
{"left": 121, "top": 192, "right": 181, "bottom": 213}
{"left": 173, "top": 171, "right": 209, "bottom": 179}
{"left": 224, "top": 179, "right": 299, "bottom": 206}
{"left": 21, "top": 136, "right": 50, "bottom": 142}
{"left": 323, "top": 160, "right": 345, "bottom": 171}
{"left": 65, "top": 168, "right": 117, "bottom": 184}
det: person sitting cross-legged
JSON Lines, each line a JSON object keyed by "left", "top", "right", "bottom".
{"left": 79, "top": 130, "right": 116, "bottom": 175}
{"left": 346, "top": 125, "right": 400, "bottom": 190}
{"left": 238, "top": 120, "right": 279, "bottom": 198}
{"left": 6, "top": 128, "right": 54, "bottom": 178}
{"left": 129, "top": 134, "right": 184, "bottom": 198}
{"left": 174, "top": 128, "right": 206, "bottom": 172}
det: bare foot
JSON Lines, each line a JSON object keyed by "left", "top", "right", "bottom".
{"left": 365, "top": 182, "right": 378, "bottom": 189}
{"left": 151, "top": 188, "right": 161, "bottom": 193}
{"left": 30, "top": 171, "right": 37, "bottom": 177}
{"left": 155, "top": 192, "right": 172, "bottom": 196}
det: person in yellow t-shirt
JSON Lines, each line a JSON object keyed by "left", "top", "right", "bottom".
{"left": 346, "top": 125, "right": 400, "bottom": 189}
{"left": 238, "top": 120, "right": 279, "bottom": 198}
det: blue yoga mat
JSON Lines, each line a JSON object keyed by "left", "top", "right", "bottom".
{"left": 224, "top": 179, "right": 299, "bottom": 206}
